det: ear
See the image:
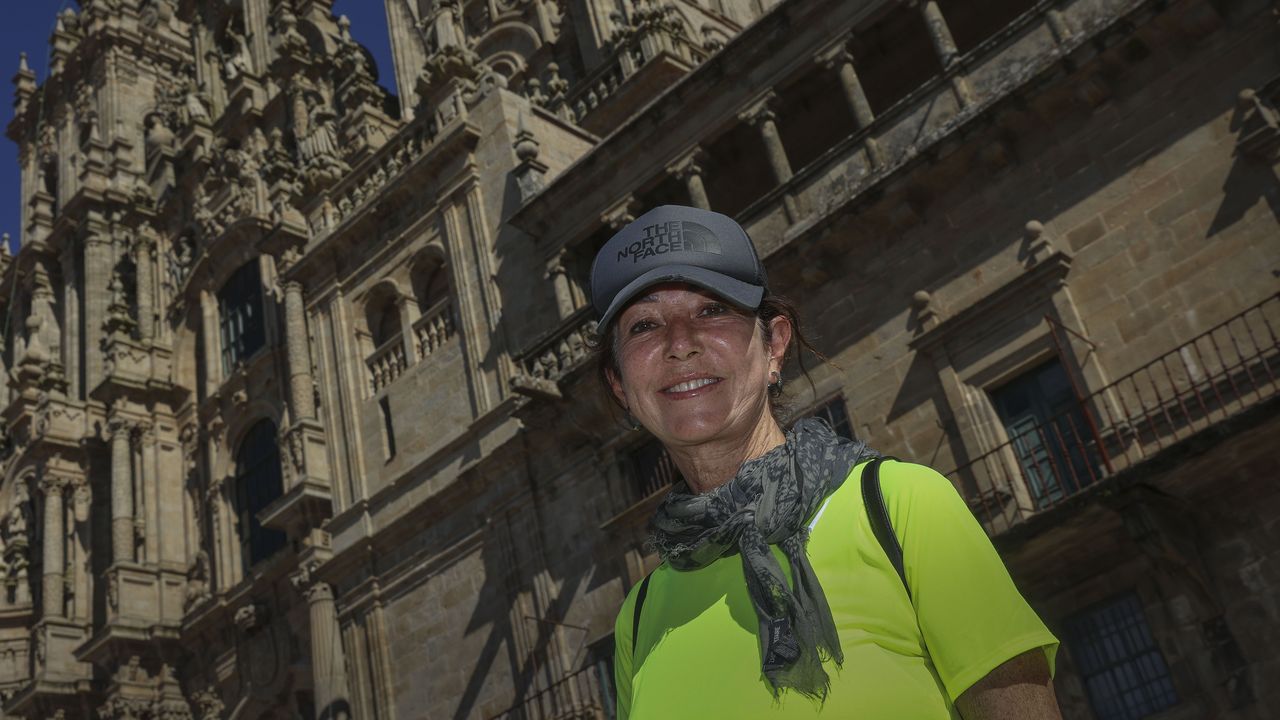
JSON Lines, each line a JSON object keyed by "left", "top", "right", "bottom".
{"left": 605, "top": 364, "right": 629, "bottom": 409}
{"left": 766, "top": 314, "right": 793, "bottom": 375}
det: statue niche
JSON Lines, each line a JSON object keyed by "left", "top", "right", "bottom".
{"left": 289, "top": 83, "right": 349, "bottom": 191}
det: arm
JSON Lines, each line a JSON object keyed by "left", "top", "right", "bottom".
{"left": 955, "top": 649, "right": 1062, "bottom": 720}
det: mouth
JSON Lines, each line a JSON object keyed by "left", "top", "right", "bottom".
{"left": 661, "top": 377, "right": 722, "bottom": 395}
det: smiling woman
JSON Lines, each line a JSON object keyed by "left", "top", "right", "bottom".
{"left": 588, "top": 205, "right": 1063, "bottom": 720}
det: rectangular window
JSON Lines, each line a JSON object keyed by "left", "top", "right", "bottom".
{"left": 628, "top": 437, "right": 681, "bottom": 504}
{"left": 807, "top": 396, "right": 853, "bottom": 439}
{"left": 1064, "top": 593, "right": 1178, "bottom": 720}
{"left": 218, "top": 261, "right": 267, "bottom": 374}
{"left": 989, "top": 359, "right": 1102, "bottom": 509}
{"left": 588, "top": 634, "right": 617, "bottom": 720}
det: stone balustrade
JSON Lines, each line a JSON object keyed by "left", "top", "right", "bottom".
{"left": 366, "top": 335, "right": 408, "bottom": 394}
{"left": 511, "top": 308, "right": 597, "bottom": 400}
{"left": 364, "top": 301, "right": 457, "bottom": 396}
{"left": 412, "top": 301, "right": 456, "bottom": 360}
{"left": 730, "top": 0, "right": 1154, "bottom": 254}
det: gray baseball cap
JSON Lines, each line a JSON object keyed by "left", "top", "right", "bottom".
{"left": 590, "top": 205, "right": 768, "bottom": 330}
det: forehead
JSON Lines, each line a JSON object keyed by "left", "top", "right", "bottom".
{"left": 623, "top": 282, "right": 726, "bottom": 309}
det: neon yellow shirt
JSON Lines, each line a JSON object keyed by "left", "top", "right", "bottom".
{"left": 613, "top": 460, "right": 1058, "bottom": 719}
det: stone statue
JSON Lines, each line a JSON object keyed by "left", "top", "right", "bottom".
{"left": 185, "top": 549, "right": 212, "bottom": 610}
{"left": 221, "top": 27, "right": 252, "bottom": 81}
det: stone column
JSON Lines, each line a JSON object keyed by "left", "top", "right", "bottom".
{"left": 547, "top": 254, "right": 575, "bottom": 321}
{"left": 133, "top": 234, "right": 155, "bottom": 341}
{"left": 739, "top": 94, "right": 799, "bottom": 222}
{"left": 200, "top": 290, "right": 221, "bottom": 396}
{"left": 40, "top": 477, "right": 65, "bottom": 618}
{"left": 283, "top": 281, "right": 315, "bottom": 421}
{"left": 110, "top": 419, "right": 134, "bottom": 564}
{"left": 916, "top": 0, "right": 974, "bottom": 107}
{"left": 667, "top": 148, "right": 711, "bottom": 211}
{"left": 818, "top": 46, "right": 885, "bottom": 168}
{"left": 306, "top": 581, "right": 352, "bottom": 720}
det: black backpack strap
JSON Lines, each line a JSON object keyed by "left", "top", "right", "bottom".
{"left": 631, "top": 573, "right": 653, "bottom": 658}
{"left": 862, "top": 457, "right": 911, "bottom": 600}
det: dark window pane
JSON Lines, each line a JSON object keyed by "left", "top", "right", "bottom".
{"left": 218, "top": 261, "right": 267, "bottom": 373}
{"left": 807, "top": 397, "right": 853, "bottom": 439}
{"left": 1064, "top": 593, "right": 1179, "bottom": 720}
{"left": 628, "top": 438, "right": 681, "bottom": 503}
{"left": 235, "top": 420, "right": 286, "bottom": 566}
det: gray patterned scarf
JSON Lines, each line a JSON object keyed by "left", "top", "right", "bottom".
{"left": 648, "top": 418, "right": 878, "bottom": 701}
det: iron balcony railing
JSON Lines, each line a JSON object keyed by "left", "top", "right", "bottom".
{"left": 950, "top": 293, "right": 1280, "bottom": 536}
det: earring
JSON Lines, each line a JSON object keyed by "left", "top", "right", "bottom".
{"left": 768, "top": 371, "right": 783, "bottom": 398}
{"left": 624, "top": 410, "right": 641, "bottom": 431}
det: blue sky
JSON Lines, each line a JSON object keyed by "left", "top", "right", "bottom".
{"left": 0, "top": 1, "right": 395, "bottom": 252}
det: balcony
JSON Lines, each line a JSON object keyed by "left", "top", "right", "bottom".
{"left": 511, "top": 307, "right": 597, "bottom": 401}
{"left": 950, "top": 294, "right": 1280, "bottom": 536}
{"left": 489, "top": 663, "right": 613, "bottom": 720}
{"left": 365, "top": 335, "right": 408, "bottom": 394}
{"left": 364, "top": 300, "right": 456, "bottom": 395}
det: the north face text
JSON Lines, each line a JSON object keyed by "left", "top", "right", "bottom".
{"left": 616, "top": 220, "right": 723, "bottom": 263}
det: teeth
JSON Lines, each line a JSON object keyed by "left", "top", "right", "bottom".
{"left": 666, "top": 378, "right": 717, "bottom": 393}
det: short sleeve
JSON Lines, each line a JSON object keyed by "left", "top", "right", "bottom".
{"left": 613, "top": 576, "right": 643, "bottom": 720}
{"left": 882, "top": 461, "right": 1059, "bottom": 702}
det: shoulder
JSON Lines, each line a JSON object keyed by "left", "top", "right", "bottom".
{"left": 877, "top": 460, "right": 959, "bottom": 497}
{"left": 867, "top": 459, "right": 974, "bottom": 533}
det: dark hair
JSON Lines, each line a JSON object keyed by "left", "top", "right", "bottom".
{"left": 589, "top": 293, "right": 829, "bottom": 420}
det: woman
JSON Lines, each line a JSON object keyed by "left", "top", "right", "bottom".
{"left": 591, "top": 206, "right": 1062, "bottom": 719}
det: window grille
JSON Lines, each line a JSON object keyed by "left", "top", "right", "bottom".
{"left": 218, "top": 261, "right": 267, "bottom": 374}
{"left": 807, "top": 396, "right": 853, "bottom": 439}
{"left": 234, "top": 420, "right": 287, "bottom": 567}
{"left": 990, "top": 359, "right": 1103, "bottom": 509}
{"left": 1064, "top": 593, "right": 1178, "bottom": 720}
{"left": 628, "top": 437, "right": 681, "bottom": 503}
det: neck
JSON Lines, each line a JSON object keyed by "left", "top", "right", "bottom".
{"left": 666, "top": 416, "right": 787, "bottom": 494}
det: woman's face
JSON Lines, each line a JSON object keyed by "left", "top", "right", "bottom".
{"left": 607, "top": 283, "right": 791, "bottom": 450}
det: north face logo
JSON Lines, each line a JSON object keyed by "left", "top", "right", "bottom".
{"left": 616, "top": 221, "right": 722, "bottom": 263}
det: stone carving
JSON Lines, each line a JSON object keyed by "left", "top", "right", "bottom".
{"left": 290, "top": 83, "right": 349, "bottom": 188}
{"left": 218, "top": 27, "right": 252, "bottom": 82}
{"left": 165, "top": 233, "right": 195, "bottom": 296}
{"left": 71, "top": 477, "right": 91, "bottom": 523}
{"left": 233, "top": 602, "right": 267, "bottom": 632}
{"left": 191, "top": 687, "right": 224, "bottom": 720}
{"left": 1, "top": 480, "right": 30, "bottom": 599}
{"left": 107, "top": 571, "right": 118, "bottom": 611}
{"left": 97, "top": 697, "right": 150, "bottom": 720}
{"left": 184, "top": 550, "right": 211, "bottom": 610}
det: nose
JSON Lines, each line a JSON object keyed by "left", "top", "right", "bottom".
{"left": 664, "top": 316, "right": 701, "bottom": 361}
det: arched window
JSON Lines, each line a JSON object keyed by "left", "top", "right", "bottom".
{"left": 218, "top": 261, "right": 267, "bottom": 373}
{"left": 411, "top": 257, "right": 450, "bottom": 313}
{"left": 234, "top": 420, "right": 286, "bottom": 567}
{"left": 368, "top": 294, "right": 402, "bottom": 349}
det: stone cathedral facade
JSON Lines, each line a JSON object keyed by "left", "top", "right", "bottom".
{"left": 1, "top": 0, "right": 1278, "bottom": 718}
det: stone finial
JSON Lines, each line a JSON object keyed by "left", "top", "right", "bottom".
{"left": 1024, "top": 219, "right": 1055, "bottom": 263}
{"left": 1, "top": 234, "right": 10, "bottom": 256}
{"left": 513, "top": 109, "right": 540, "bottom": 163}
{"left": 1237, "top": 88, "right": 1257, "bottom": 112}
{"left": 337, "top": 14, "right": 352, "bottom": 43}
{"left": 912, "top": 289, "right": 941, "bottom": 331}
{"left": 18, "top": 53, "right": 29, "bottom": 73}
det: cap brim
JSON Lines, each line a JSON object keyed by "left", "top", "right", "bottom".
{"left": 598, "top": 265, "right": 766, "bottom": 330}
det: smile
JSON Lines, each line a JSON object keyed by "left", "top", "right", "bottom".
{"left": 662, "top": 377, "right": 721, "bottom": 393}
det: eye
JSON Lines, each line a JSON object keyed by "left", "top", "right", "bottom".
{"left": 700, "top": 302, "right": 729, "bottom": 316}
{"left": 628, "top": 318, "right": 657, "bottom": 335}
